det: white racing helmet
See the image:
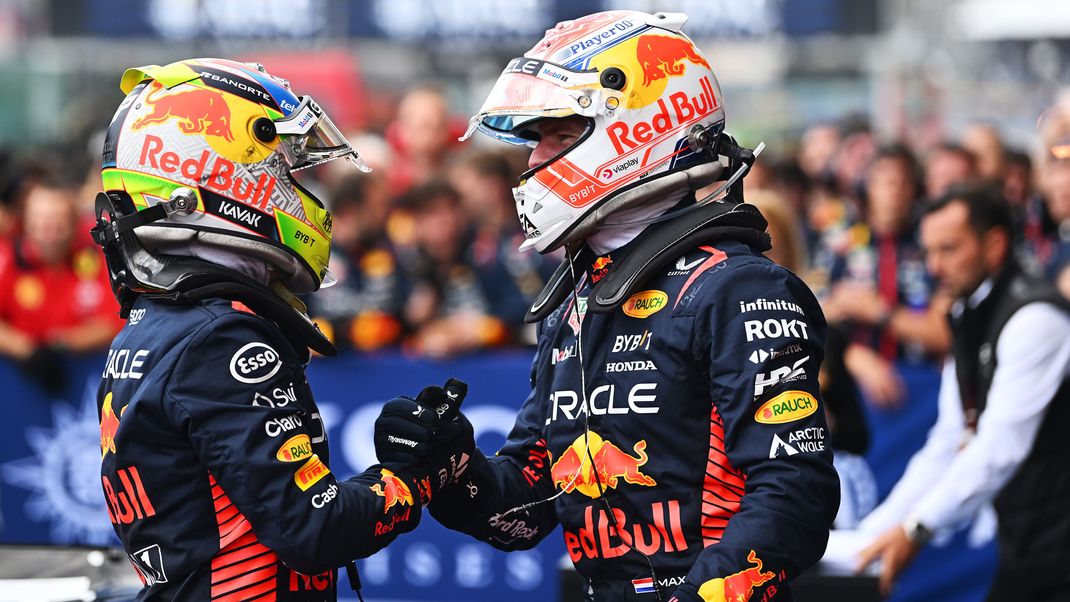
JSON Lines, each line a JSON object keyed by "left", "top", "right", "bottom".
{"left": 462, "top": 10, "right": 727, "bottom": 253}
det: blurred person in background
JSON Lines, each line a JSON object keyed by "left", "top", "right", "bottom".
{"left": 396, "top": 179, "right": 513, "bottom": 357}
{"left": 751, "top": 191, "right": 874, "bottom": 528}
{"left": 856, "top": 186, "right": 1070, "bottom": 601}
{"left": 828, "top": 115, "right": 876, "bottom": 203}
{"left": 924, "top": 142, "right": 977, "bottom": 201}
{"left": 797, "top": 123, "right": 841, "bottom": 186}
{"left": 375, "top": 10, "right": 839, "bottom": 602}
{"left": 0, "top": 152, "right": 25, "bottom": 238}
{"left": 0, "top": 177, "right": 121, "bottom": 392}
{"left": 305, "top": 172, "right": 405, "bottom": 352}
{"left": 1040, "top": 158, "right": 1070, "bottom": 298}
{"left": 450, "top": 149, "right": 559, "bottom": 343}
{"left": 963, "top": 123, "right": 1006, "bottom": 184}
{"left": 1002, "top": 149, "right": 1034, "bottom": 208}
{"left": 821, "top": 144, "right": 951, "bottom": 408}
{"left": 1002, "top": 149, "right": 1053, "bottom": 273}
{"left": 385, "top": 85, "right": 460, "bottom": 196}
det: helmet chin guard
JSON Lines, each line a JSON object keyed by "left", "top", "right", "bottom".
{"left": 91, "top": 191, "right": 336, "bottom": 356}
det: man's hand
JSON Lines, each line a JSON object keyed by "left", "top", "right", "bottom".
{"left": 373, "top": 396, "right": 438, "bottom": 466}
{"left": 825, "top": 282, "right": 893, "bottom": 325}
{"left": 373, "top": 379, "right": 476, "bottom": 503}
{"left": 855, "top": 524, "right": 922, "bottom": 596}
{"left": 844, "top": 343, "right": 905, "bottom": 408}
{"left": 412, "top": 379, "right": 476, "bottom": 490}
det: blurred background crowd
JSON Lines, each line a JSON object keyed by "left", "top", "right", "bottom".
{"left": 2, "top": 1, "right": 1070, "bottom": 598}
{"left": 4, "top": 0, "right": 1070, "bottom": 383}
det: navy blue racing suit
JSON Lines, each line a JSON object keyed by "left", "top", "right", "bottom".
{"left": 429, "top": 239, "right": 840, "bottom": 601}
{"left": 98, "top": 297, "right": 423, "bottom": 600}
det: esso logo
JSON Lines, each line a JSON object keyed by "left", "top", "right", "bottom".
{"left": 312, "top": 483, "right": 339, "bottom": 509}
{"left": 229, "top": 342, "right": 282, "bottom": 384}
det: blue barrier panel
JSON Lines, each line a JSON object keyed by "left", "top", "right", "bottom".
{"left": 0, "top": 353, "right": 1000, "bottom": 601}
{"left": 0, "top": 351, "right": 565, "bottom": 602}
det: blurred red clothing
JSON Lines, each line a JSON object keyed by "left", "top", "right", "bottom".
{"left": 0, "top": 236, "right": 121, "bottom": 344}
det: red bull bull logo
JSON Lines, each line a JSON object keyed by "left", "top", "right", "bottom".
{"left": 636, "top": 34, "right": 711, "bottom": 87}
{"left": 550, "top": 432, "right": 656, "bottom": 499}
{"left": 100, "top": 392, "right": 124, "bottom": 458}
{"left": 133, "top": 82, "right": 234, "bottom": 142}
{"left": 564, "top": 499, "right": 688, "bottom": 562}
{"left": 697, "top": 550, "right": 777, "bottom": 602}
{"left": 371, "top": 468, "right": 415, "bottom": 511}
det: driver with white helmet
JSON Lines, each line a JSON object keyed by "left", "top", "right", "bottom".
{"left": 371, "top": 10, "right": 840, "bottom": 602}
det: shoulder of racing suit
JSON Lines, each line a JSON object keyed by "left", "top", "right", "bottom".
{"left": 525, "top": 201, "right": 770, "bottom": 324}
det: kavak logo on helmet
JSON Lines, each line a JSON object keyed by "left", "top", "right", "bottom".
{"left": 623, "top": 290, "right": 668, "bottom": 318}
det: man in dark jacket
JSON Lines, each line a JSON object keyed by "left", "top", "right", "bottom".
{"left": 372, "top": 10, "right": 839, "bottom": 602}
{"left": 95, "top": 58, "right": 443, "bottom": 600}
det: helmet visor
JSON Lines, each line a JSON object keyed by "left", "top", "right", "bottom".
{"left": 461, "top": 58, "right": 602, "bottom": 145}
{"left": 275, "top": 96, "right": 370, "bottom": 173}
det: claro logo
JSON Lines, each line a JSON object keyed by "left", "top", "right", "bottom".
{"left": 229, "top": 342, "right": 282, "bottom": 384}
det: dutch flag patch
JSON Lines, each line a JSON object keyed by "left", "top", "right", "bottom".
{"left": 632, "top": 577, "right": 655, "bottom": 594}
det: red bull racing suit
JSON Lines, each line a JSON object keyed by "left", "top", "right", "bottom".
{"left": 98, "top": 297, "right": 423, "bottom": 600}
{"left": 429, "top": 238, "right": 839, "bottom": 601}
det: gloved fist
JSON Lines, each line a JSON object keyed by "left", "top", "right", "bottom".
{"left": 411, "top": 379, "right": 477, "bottom": 493}
{"left": 373, "top": 396, "right": 438, "bottom": 466}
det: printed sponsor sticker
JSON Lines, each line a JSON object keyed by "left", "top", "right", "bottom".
{"left": 622, "top": 290, "right": 668, "bottom": 318}
{"left": 754, "top": 391, "right": 818, "bottom": 424}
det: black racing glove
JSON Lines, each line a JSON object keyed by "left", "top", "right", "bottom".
{"left": 374, "top": 394, "right": 438, "bottom": 466}
{"left": 19, "top": 345, "right": 66, "bottom": 394}
{"left": 412, "top": 378, "right": 477, "bottom": 495}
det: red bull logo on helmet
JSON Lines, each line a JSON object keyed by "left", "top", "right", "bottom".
{"left": 607, "top": 76, "right": 719, "bottom": 156}
{"left": 133, "top": 82, "right": 234, "bottom": 142}
{"left": 636, "top": 34, "right": 710, "bottom": 86}
{"left": 550, "top": 431, "right": 656, "bottom": 499}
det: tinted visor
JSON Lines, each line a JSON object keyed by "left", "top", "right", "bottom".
{"left": 275, "top": 96, "right": 370, "bottom": 173}
{"left": 461, "top": 57, "right": 602, "bottom": 145}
